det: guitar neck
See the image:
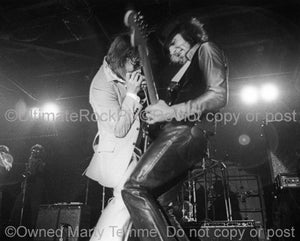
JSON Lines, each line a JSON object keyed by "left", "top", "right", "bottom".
{"left": 138, "top": 45, "right": 158, "bottom": 104}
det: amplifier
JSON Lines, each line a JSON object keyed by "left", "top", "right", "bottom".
{"left": 275, "top": 173, "right": 300, "bottom": 189}
{"left": 35, "top": 203, "right": 90, "bottom": 241}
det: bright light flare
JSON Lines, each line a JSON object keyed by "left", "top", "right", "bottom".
{"left": 41, "top": 103, "right": 60, "bottom": 121}
{"left": 260, "top": 83, "right": 279, "bottom": 102}
{"left": 241, "top": 86, "right": 259, "bottom": 104}
{"left": 42, "top": 103, "right": 59, "bottom": 115}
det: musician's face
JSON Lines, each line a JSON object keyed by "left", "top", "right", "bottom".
{"left": 169, "top": 34, "right": 191, "bottom": 65}
{"left": 31, "top": 149, "right": 41, "bottom": 158}
{"left": 120, "top": 57, "right": 141, "bottom": 79}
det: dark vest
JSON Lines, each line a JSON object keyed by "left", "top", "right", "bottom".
{"left": 165, "top": 47, "right": 211, "bottom": 129}
{"left": 165, "top": 46, "right": 217, "bottom": 136}
{"left": 168, "top": 48, "right": 207, "bottom": 106}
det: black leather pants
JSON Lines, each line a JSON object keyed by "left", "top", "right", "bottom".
{"left": 122, "top": 124, "right": 207, "bottom": 241}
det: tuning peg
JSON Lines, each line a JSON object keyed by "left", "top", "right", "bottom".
{"left": 138, "top": 21, "right": 144, "bottom": 27}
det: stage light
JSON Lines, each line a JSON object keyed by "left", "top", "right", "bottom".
{"left": 260, "top": 83, "right": 278, "bottom": 102}
{"left": 238, "top": 134, "right": 251, "bottom": 146}
{"left": 241, "top": 86, "right": 258, "bottom": 104}
{"left": 42, "top": 103, "right": 59, "bottom": 121}
{"left": 43, "top": 103, "right": 59, "bottom": 114}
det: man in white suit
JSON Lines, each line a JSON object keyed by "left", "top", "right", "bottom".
{"left": 85, "top": 34, "right": 144, "bottom": 241}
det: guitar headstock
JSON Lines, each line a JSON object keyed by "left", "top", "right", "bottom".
{"left": 124, "top": 10, "right": 148, "bottom": 47}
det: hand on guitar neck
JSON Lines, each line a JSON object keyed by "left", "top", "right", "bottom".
{"left": 145, "top": 100, "right": 175, "bottom": 124}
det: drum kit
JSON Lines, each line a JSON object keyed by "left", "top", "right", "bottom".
{"left": 178, "top": 157, "right": 233, "bottom": 223}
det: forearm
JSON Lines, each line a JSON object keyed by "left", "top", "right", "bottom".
{"left": 113, "top": 94, "right": 142, "bottom": 137}
{"left": 94, "top": 96, "right": 141, "bottom": 138}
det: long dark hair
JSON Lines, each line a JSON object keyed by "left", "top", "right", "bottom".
{"left": 106, "top": 34, "right": 139, "bottom": 73}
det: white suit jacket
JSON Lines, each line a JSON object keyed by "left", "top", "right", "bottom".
{"left": 85, "top": 59, "right": 142, "bottom": 188}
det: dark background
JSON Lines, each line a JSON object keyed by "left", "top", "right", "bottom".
{"left": 1, "top": 0, "right": 300, "bottom": 231}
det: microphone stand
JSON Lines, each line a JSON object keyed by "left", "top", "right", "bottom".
{"left": 202, "top": 134, "right": 212, "bottom": 222}
{"left": 20, "top": 163, "right": 30, "bottom": 226}
{"left": 84, "top": 178, "right": 89, "bottom": 205}
{"left": 219, "top": 162, "right": 232, "bottom": 221}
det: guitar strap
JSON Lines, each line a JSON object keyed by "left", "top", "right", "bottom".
{"left": 170, "top": 59, "right": 191, "bottom": 84}
{"left": 166, "top": 58, "right": 192, "bottom": 106}
{"left": 170, "top": 43, "right": 201, "bottom": 84}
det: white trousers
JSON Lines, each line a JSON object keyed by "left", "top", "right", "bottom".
{"left": 89, "top": 160, "right": 137, "bottom": 241}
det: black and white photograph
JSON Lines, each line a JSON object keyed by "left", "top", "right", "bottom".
{"left": 1, "top": 0, "right": 300, "bottom": 240}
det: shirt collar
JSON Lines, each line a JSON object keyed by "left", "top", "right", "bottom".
{"left": 186, "top": 43, "right": 201, "bottom": 61}
{"left": 103, "top": 57, "right": 125, "bottom": 83}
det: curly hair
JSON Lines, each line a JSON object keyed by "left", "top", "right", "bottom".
{"left": 106, "top": 34, "right": 140, "bottom": 73}
{"left": 165, "top": 17, "right": 208, "bottom": 48}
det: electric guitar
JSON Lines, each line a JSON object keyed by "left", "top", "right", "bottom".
{"left": 124, "top": 10, "right": 159, "bottom": 105}
{"left": 124, "top": 10, "right": 160, "bottom": 150}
